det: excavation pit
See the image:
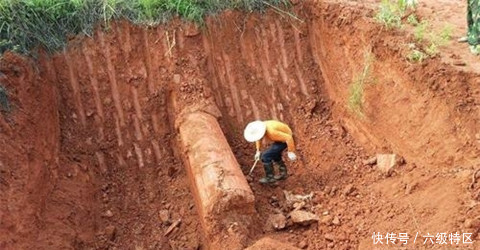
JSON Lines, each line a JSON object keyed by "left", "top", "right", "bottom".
{"left": 0, "top": 1, "right": 479, "bottom": 249}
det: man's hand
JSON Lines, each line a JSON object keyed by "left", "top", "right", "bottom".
{"left": 287, "top": 152, "right": 297, "bottom": 161}
{"left": 255, "top": 151, "right": 261, "bottom": 161}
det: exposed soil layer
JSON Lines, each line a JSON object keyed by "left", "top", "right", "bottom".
{"left": 1, "top": 0, "right": 479, "bottom": 249}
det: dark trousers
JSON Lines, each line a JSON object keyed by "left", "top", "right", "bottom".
{"left": 261, "top": 142, "right": 287, "bottom": 163}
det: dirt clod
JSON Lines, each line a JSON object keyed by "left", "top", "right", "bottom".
{"left": 246, "top": 237, "right": 300, "bottom": 250}
{"left": 342, "top": 184, "right": 354, "bottom": 196}
{"left": 321, "top": 215, "right": 333, "bottom": 226}
{"left": 173, "top": 74, "right": 181, "bottom": 84}
{"left": 104, "top": 210, "right": 113, "bottom": 218}
{"left": 362, "top": 156, "right": 377, "bottom": 166}
{"left": 293, "top": 201, "right": 306, "bottom": 210}
{"left": 464, "top": 216, "right": 480, "bottom": 230}
{"left": 324, "top": 233, "right": 335, "bottom": 241}
{"left": 164, "top": 219, "right": 181, "bottom": 236}
{"left": 376, "top": 154, "right": 400, "bottom": 175}
{"left": 332, "top": 216, "right": 340, "bottom": 226}
{"left": 105, "top": 225, "right": 117, "bottom": 241}
{"left": 266, "top": 214, "right": 287, "bottom": 230}
{"left": 159, "top": 210, "right": 171, "bottom": 225}
{"left": 405, "top": 182, "right": 418, "bottom": 195}
{"left": 289, "top": 210, "right": 319, "bottom": 226}
{"left": 298, "top": 240, "right": 308, "bottom": 249}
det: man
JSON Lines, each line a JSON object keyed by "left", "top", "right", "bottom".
{"left": 243, "top": 120, "right": 297, "bottom": 184}
{"left": 459, "top": 0, "right": 480, "bottom": 55}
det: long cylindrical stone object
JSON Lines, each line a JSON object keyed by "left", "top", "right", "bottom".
{"left": 177, "top": 111, "right": 255, "bottom": 248}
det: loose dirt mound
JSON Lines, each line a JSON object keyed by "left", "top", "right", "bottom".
{"left": 0, "top": 1, "right": 479, "bottom": 249}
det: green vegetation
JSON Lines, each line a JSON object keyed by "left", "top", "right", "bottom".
{"left": 408, "top": 20, "right": 453, "bottom": 61}
{"left": 414, "top": 21, "right": 453, "bottom": 46}
{"left": 348, "top": 50, "right": 375, "bottom": 117}
{"left": 406, "top": 14, "right": 419, "bottom": 26}
{"left": 375, "top": 0, "right": 403, "bottom": 29}
{"left": 406, "top": 46, "right": 427, "bottom": 62}
{"left": 375, "top": 0, "right": 416, "bottom": 29}
{"left": 0, "top": 0, "right": 289, "bottom": 54}
{"left": 413, "top": 20, "right": 428, "bottom": 42}
{"left": 348, "top": 79, "right": 365, "bottom": 117}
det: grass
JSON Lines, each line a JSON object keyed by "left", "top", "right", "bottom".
{"left": 408, "top": 20, "right": 453, "bottom": 61}
{"left": 375, "top": 0, "right": 403, "bottom": 29}
{"left": 375, "top": 0, "right": 416, "bottom": 29}
{"left": 375, "top": 0, "right": 453, "bottom": 63}
{"left": 348, "top": 49, "right": 375, "bottom": 117}
{"left": 413, "top": 20, "right": 428, "bottom": 42}
{"left": 348, "top": 79, "right": 365, "bottom": 117}
{"left": 0, "top": 0, "right": 290, "bottom": 55}
{"left": 407, "top": 46, "right": 427, "bottom": 62}
{"left": 406, "top": 14, "right": 419, "bottom": 26}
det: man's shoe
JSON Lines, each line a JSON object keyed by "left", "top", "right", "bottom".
{"left": 274, "top": 173, "right": 287, "bottom": 180}
{"left": 274, "top": 160, "right": 288, "bottom": 180}
{"left": 259, "top": 176, "right": 276, "bottom": 184}
{"left": 260, "top": 162, "right": 276, "bottom": 184}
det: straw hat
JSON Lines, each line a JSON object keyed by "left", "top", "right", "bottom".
{"left": 243, "top": 120, "right": 267, "bottom": 142}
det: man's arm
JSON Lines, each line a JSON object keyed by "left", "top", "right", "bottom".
{"left": 284, "top": 133, "right": 295, "bottom": 152}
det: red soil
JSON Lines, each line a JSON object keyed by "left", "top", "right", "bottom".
{"left": 0, "top": 0, "right": 479, "bottom": 249}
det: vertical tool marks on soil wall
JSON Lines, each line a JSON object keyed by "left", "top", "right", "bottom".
{"left": 203, "top": 12, "right": 319, "bottom": 135}
{"left": 45, "top": 23, "right": 203, "bottom": 249}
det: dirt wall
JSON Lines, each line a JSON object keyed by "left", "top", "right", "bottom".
{"left": 308, "top": 2, "right": 480, "bottom": 169}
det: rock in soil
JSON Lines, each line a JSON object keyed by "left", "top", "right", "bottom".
{"left": 405, "top": 182, "right": 418, "bottom": 195}
{"left": 159, "top": 209, "right": 171, "bottom": 225}
{"left": 293, "top": 201, "right": 306, "bottom": 210}
{"left": 267, "top": 213, "right": 287, "bottom": 230}
{"left": 332, "top": 216, "right": 341, "bottom": 226}
{"left": 342, "top": 184, "right": 355, "bottom": 196}
{"left": 164, "top": 219, "right": 181, "bottom": 236}
{"left": 362, "top": 156, "right": 377, "bottom": 166}
{"left": 103, "top": 210, "right": 114, "bottom": 218}
{"left": 298, "top": 240, "right": 308, "bottom": 249}
{"left": 324, "top": 233, "right": 335, "bottom": 241}
{"left": 321, "top": 214, "right": 333, "bottom": 226}
{"left": 289, "top": 210, "right": 319, "bottom": 226}
{"left": 464, "top": 216, "right": 480, "bottom": 230}
{"left": 104, "top": 225, "right": 117, "bottom": 241}
{"left": 376, "top": 154, "right": 402, "bottom": 174}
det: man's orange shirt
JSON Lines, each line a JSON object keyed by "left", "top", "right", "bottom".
{"left": 255, "top": 120, "right": 296, "bottom": 152}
